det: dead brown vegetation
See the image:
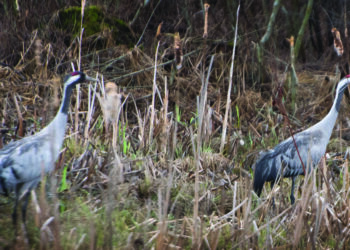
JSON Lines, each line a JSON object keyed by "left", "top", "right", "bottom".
{"left": 1, "top": 0, "right": 350, "bottom": 249}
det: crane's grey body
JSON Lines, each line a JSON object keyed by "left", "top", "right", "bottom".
{"left": 0, "top": 71, "right": 97, "bottom": 224}
{"left": 0, "top": 112, "right": 66, "bottom": 196}
{"left": 253, "top": 76, "right": 350, "bottom": 204}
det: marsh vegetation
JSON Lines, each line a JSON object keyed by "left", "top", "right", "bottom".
{"left": 0, "top": 0, "right": 350, "bottom": 249}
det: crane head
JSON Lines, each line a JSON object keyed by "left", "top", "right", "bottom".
{"left": 64, "top": 71, "right": 98, "bottom": 87}
{"left": 337, "top": 74, "right": 350, "bottom": 90}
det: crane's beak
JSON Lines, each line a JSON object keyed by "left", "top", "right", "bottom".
{"left": 86, "top": 75, "right": 99, "bottom": 82}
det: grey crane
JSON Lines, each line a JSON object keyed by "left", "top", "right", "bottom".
{"left": 253, "top": 75, "right": 350, "bottom": 204}
{"left": 0, "top": 71, "right": 97, "bottom": 224}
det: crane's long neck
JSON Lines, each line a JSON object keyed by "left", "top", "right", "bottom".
{"left": 316, "top": 79, "right": 349, "bottom": 138}
{"left": 60, "top": 84, "right": 75, "bottom": 115}
{"left": 43, "top": 84, "right": 76, "bottom": 142}
{"left": 37, "top": 83, "right": 77, "bottom": 161}
{"left": 49, "top": 84, "right": 76, "bottom": 130}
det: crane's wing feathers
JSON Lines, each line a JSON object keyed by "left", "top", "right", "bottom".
{"left": 0, "top": 133, "right": 56, "bottom": 196}
{"left": 253, "top": 129, "right": 325, "bottom": 196}
{"left": 263, "top": 129, "right": 325, "bottom": 176}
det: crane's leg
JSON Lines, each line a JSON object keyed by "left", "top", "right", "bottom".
{"left": 290, "top": 176, "right": 296, "bottom": 204}
{"left": 12, "top": 197, "right": 18, "bottom": 226}
{"left": 270, "top": 181, "right": 276, "bottom": 209}
{"left": 12, "top": 187, "right": 20, "bottom": 226}
{"left": 21, "top": 191, "right": 30, "bottom": 224}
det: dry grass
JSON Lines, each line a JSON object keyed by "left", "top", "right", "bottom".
{"left": 1, "top": 2, "right": 350, "bottom": 249}
{"left": 1, "top": 53, "right": 349, "bottom": 249}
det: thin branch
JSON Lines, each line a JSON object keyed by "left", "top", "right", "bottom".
{"left": 220, "top": 4, "right": 240, "bottom": 153}
{"left": 136, "top": 0, "right": 163, "bottom": 47}
{"left": 148, "top": 41, "right": 160, "bottom": 145}
{"left": 274, "top": 86, "right": 306, "bottom": 175}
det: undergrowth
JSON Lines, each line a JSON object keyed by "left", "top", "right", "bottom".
{"left": 1, "top": 1, "right": 350, "bottom": 249}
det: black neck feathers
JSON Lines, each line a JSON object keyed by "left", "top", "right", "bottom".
{"left": 335, "top": 84, "right": 348, "bottom": 112}
{"left": 60, "top": 84, "right": 75, "bottom": 114}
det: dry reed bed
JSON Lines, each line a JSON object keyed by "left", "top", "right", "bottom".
{"left": 0, "top": 32, "right": 350, "bottom": 250}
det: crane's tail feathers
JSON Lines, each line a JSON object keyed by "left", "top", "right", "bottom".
{"left": 0, "top": 178, "right": 6, "bottom": 196}
{"left": 253, "top": 154, "right": 275, "bottom": 197}
{"left": 253, "top": 167, "right": 264, "bottom": 196}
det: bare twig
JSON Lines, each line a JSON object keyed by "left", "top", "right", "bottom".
{"left": 273, "top": 85, "right": 306, "bottom": 175}
{"left": 149, "top": 41, "right": 161, "bottom": 145}
{"left": 136, "top": 0, "right": 163, "bottom": 47}
{"left": 203, "top": 3, "right": 210, "bottom": 38}
{"left": 12, "top": 94, "right": 24, "bottom": 137}
{"left": 84, "top": 79, "right": 98, "bottom": 143}
{"left": 220, "top": 4, "right": 240, "bottom": 153}
{"left": 74, "top": 0, "right": 86, "bottom": 139}
{"left": 17, "top": 30, "right": 38, "bottom": 66}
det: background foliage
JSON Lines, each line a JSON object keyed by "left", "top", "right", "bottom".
{"left": 1, "top": 0, "right": 350, "bottom": 249}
